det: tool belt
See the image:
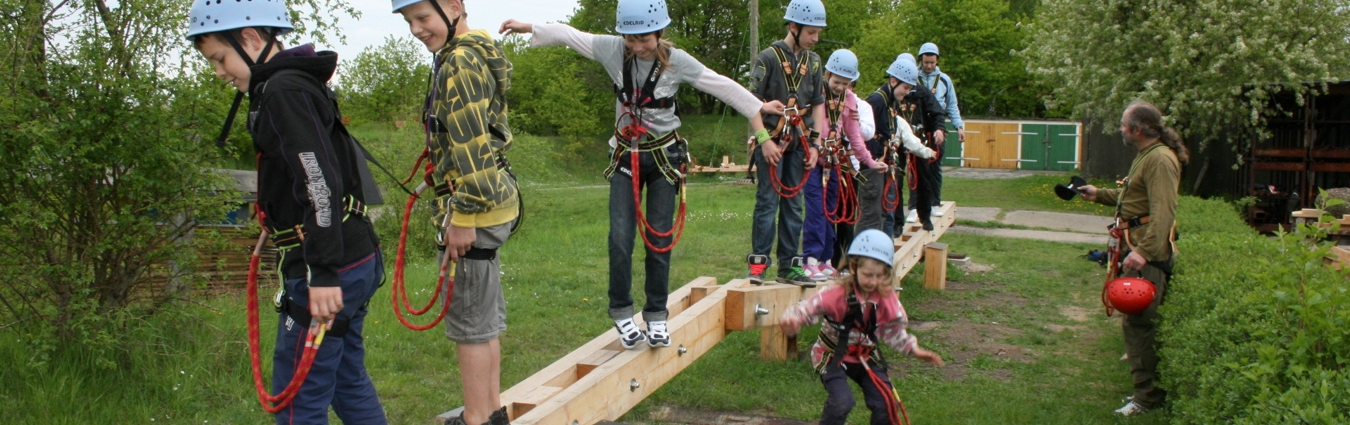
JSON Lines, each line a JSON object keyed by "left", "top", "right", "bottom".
{"left": 604, "top": 130, "right": 686, "bottom": 185}
{"left": 266, "top": 194, "right": 369, "bottom": 251}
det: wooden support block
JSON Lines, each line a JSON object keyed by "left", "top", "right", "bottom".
{"left": 510, "top": 279, "right": 750, "bottom": 425}
{"left": 923, "top": 242, "right": 948, "bottom": 290}
{"left": 725, "top": 284, "right": 812, "bottom": 331}
{"left": 760, "top": 324, "right": 790, "bottom": 361}
{"left": 721, "top": 155, "right": 731, "bottom": 167}
{"left": 1328, "top": 246, "right": 1350, "bottom": 270}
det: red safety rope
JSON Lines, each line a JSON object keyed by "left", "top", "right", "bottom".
{"left": 390, "top": 150, "right": 455, "bottom": 331}
{"left": 822, "top": 164, "right": 859, "bottom": 225}
{"left": 768, "top": 126, "right": 812, "bottom": 198}
{"left": 848, "top": 346, "right": 912, "bottom": 425}
{"left": 245, "top": 226, "right": 325, "bottom": 413}
{"left": 627, "top": 144, "right": 689, "bottom": 254}
{"left": 1101, "top": 226, "right": 1124, "bottom": 317}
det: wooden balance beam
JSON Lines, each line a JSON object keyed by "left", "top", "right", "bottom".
{"left": 434, "top": 202, "right": 958, "bottom": 424}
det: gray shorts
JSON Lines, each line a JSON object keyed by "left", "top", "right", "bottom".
{"left": 441, "top": 223, "right": 511, "bottom": 344}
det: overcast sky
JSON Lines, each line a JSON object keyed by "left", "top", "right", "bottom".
{"left": 320, "top": 0, "right": 579, "bottom": 63}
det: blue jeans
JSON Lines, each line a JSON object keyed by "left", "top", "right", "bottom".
{"left": 273, "top": 252, "right": 387, "bottom": 425}
{"left": 751, "top": 145, "right": 806, "bottom": 273}
{"left": 607, "top": 144, "right": 683, "bottom": 323}
{"left": 803, "top": 165, "right": 841, "bottom": 262}
{"left": 820, "top": 361, "right": 895, "bottom": 425}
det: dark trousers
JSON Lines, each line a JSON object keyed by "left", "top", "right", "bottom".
{"left": 1121, "top": 256, "right": 1173, "bottom": 408}
{"left": 751, "top": 145, "right": 806, "bottom": 273}
{"left": 274, "top": 252, "right": 387, "bottom": 425}
{"left": 887, "top": 161, "right": 934, "bottom": 238}
{"left": 908, "top": 143, "right": 944, "bottom": 210}
{"left": 820, "top": 361, "right": 895, "bottom": 425}
{"left": 857, "top": 168, "right": 888, "bottom": 233}
{"left": 607, "top": 145, "right": 683, "bottom": 323}
{"left": 803, "top": 165, "right": 841, "bottom": 262}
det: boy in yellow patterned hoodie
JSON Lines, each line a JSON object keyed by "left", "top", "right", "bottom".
{"left": 395, "top": 0, "right": 518, "bottom": 424}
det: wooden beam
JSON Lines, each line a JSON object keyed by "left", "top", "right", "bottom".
{"left": 923, "top": 243, "right": 949, "bottom": 290}
{"left": 438, "top": 277, "right": 720, "bottom": 424}
{"left": 510, "top": 279, "right": 750, "bottom": 425}
{"left": 893, "top": 201, "right": 956, "bottom": 288}
{"left": 725, "top": 284, "right": 817, "bottom": 331}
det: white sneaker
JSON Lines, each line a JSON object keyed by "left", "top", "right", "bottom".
{"left": 614, "top": 318, "right": 646, "bottom": 349}
{"left": 806, "top": 257, "right": 829, "bottom": 281}
{"left": 1114, "top": 401, "right": 1148, "bottom": 416}
{"left": 1120, "top": 352, "right": 1129, "bottom": 362}
{"left": 931, "top": 206, "right": 943, "bottom": 217}
{"left": 905, "top": 209, "right": 919, "bottom": 223}
{"left": 647, "top": 321, "right": 671, "bottom": 347}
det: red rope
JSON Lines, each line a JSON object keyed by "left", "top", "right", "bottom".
{"left": 1101, "top": 227, "right": 1124, "bottom": 317}
{"left": 768, "top": 115, "right": 812, "bottom": 198}
{"left": 849, "top": 346, "right": 911, "bottom": 425}
{"left": 822, "top": 165, "right": 858, "bottom": 225}
{"left": 246, "top": 229, "right": 323, "bottom": 413}
{"left": 629, "top": 149, "right": 688, "bottom": 254}
{"left": 390, "top": 157, "right": 454, "bottom": 331}
{"left": 882, "top": 171, "right": 901, "bottom": 213}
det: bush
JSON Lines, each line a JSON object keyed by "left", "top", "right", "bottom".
{"left": 1161, "top": 196, "right": 1350, "bottom": 423}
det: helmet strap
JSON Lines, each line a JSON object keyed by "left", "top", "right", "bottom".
{"left": 214, "top": 28, "right": 277, "bottom": 148}
{"left": 428, "top": 0, "right": 461, "bottom": 45}
{"left": 788, "top": 22, "right": 802, "bottom": 52}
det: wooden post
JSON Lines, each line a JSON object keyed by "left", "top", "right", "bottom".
{"left": 923, "top": 242, "right": 948, "bottom": 290}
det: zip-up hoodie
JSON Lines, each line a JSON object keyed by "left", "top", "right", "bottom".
{"left": 247, "top": 45, "right": 379, "bottom": 287}
{"left": 918, "top": 66, "right": 963, "bottom": 130}
{"left": 428, "top": 30, "right": 519, "bottom": 229}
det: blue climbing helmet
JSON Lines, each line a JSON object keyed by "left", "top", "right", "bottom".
{"left": 391, "top": 0, "right": 422, "bottom": 13}
{"left": 615, "top": 0, "right": 671, "bottom": 34}
{"left": 886, "top": 54, "right": 919, "bottom": 86}
{"left": 848, "top": 229, "right": 895, "bottom": 268}
{"left": 783, "top": 0, "right": 827, "bottom": 27}
{"left": 919, "top": 42, "right": 940, "bottom": 57}
{"left": 825, "top": 49, "right": 860, "bottom": 81}
{"left": 186, "top": 0, "right": 292, "bottom": 40}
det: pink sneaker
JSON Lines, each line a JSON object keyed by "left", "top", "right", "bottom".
{"left": 806, "top": 258, "right": 828, "bottom": 281}
{"left": 820, "top": 260, "right": 837, "bottom": 278}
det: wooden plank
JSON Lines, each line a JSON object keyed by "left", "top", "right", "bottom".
{"left": 449, "top": 277, "right": 719, "bottom": 424}
{"left": 1327, "top": 246, "right": 1350, "bottom": 270}
{"left": 760, "top": 325, "right": 792, "bottom": 361}
{"left": 893, "top": 202, "right": 956, "bottom": 288}
{"left": 576, "top": 350, "right": 622, "bottom": 380}
{"left": 725, "top": 284, "right": 818, "bottom": 331}
{"left": 507, "top": 386, "right": 562, "bottom": 419}
{"left": 510, "top": 279, "right": 750, "bottom": 425}
{"left": 923, "top": 243, "right": 949, "bottom": 290}
{"left": 1253, "top": 162, "right": 1306, "bottom": 171}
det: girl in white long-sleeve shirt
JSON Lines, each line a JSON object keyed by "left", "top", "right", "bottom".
{"left": 500, "top": 1, "right": 783, "bottom": 350}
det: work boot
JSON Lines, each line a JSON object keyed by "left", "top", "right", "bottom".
{"left": 776, "top": 257, "right": 817, "bottom": 287}
{"left": 746, "top": 254, "right": 770, "bottom": 285}
{"left": 922, "top": 219, "right": 935, "bottom": 231}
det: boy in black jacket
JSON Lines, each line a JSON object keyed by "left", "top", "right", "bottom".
{"left": 188, "top": 1, "right": 387, "bottom": 423}
{"left": 865, "top": 54, "right": 948, "bottom": 234}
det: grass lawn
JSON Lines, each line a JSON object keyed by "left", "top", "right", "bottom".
{"left": 0, "top": 119, "right": 1170, "bottom": 424}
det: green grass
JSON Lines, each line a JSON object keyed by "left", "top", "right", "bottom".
{"left": 0, "top": 118, "right": 1169, "bottom": 424}
{"left": 941, "top": 172, "right": 1117, "bottom": 217}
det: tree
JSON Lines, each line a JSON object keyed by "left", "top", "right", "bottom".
{"left": 336, "top": 35, "right": 431, "bottom": 124}
{"left": 852, "top": 0, "right": 1046, "bottom": 118}
{"left": 0, "top": 0, "right": 355, "bottom": 366}
{"left": 1025, "top": 0, "right": 1350, "bottom": 160}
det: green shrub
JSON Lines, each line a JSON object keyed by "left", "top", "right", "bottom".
{"left": 1161, "top": 196, "right": 1350, "bottom": 424}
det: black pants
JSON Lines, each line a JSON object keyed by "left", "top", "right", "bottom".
{"left": 820, "top": 361, "right": 895, "bottom": 425}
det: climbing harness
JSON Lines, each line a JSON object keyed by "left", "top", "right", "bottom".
{"left": 819, "top": 286, "right": 911, "bottom": 425}
{"left": 245, "top": 221, "right": 325, "bottom": 413}
{"left": 761, "top": 45, "right": 815, "bottom": 198}
{"left": 1099, "top": 143, "right": 1176, "bottom": 316}
{"left": 603, "top": 54, "right": 689, "bottom": 253}
{"left": 820, "top": 91, "right": 859, "bottom": 225}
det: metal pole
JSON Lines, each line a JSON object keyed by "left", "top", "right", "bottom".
{"left": 747, "top": 0, "right": 759, "bottom": 142}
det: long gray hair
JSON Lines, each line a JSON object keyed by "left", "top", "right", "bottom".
{"left": 1126, "top": 100, "right": 1189, "bottom": 164}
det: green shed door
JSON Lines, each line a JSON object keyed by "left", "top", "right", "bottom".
{"left": 1019, "top": 124, "right": 1049, "bottom": 170}
{"left": 1047, "top": 124, "right": 1080, "bottom": 171}
{"left": 943, "top": 121, "right": 963, "bottom": 167}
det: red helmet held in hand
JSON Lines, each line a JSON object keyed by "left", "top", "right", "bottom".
{"left": 1105, "top": 277, "right": 1156, "bottom": 315}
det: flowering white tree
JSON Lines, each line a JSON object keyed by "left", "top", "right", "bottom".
{"left": 1026, "top": 0, "right": 1350, "bottom": 154}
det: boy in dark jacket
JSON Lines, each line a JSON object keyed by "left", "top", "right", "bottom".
{"left": 865, "top": 54, "right": 948, "bottom": 234}
{"left": 188, "top": 1, "right": 387, "bottom": 423}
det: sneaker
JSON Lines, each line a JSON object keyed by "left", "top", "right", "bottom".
{"left": 820, "top": 260, "right": 837, "bottom": 278}
{"left": 1120, "top": 352, "right": 1129, "bottom": 362}
{"left": 806, "top": 257, "right": 828, "bottom": 281}
{"left": 905, "top": 209, "right": 919, "bottom": 223}
{"left": 445, "top": 414, "right": 468, "bottom": 425}
{"left": 647, "top": 321, "right": 671, "bottom": 347}
{"left": 614, "top": 318, "right": 646, "bottom": 349}
{"left": 1114, "top": 401, "right": 1148, "bottom": 416}
{"left": 922, "top": 219, "right": 935, "bottom": 231}
{"left": 746, "top": 254, "right": 770, "bottom": 285}
{"left": 932, "top": 205, "right": 944, "bottom": 217}
{"left": 776, "top": 257, "right": 817, "bottom": 287}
